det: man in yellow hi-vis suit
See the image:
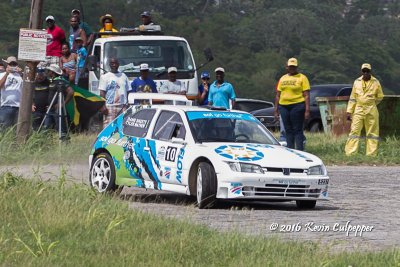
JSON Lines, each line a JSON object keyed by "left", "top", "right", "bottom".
{"left": 345, "top": 63, "right": 384, "bottom": 156}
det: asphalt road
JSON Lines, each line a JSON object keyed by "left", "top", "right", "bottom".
{"left": 2, "top": 164, "right": 399, "bottom": 252}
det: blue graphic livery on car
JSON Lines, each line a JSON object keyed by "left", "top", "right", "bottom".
{"left": 186, "top": 111, "right": 257, "bottom": 121}
{"left": 214, "top": 145, "right": 264, "bottom": 161}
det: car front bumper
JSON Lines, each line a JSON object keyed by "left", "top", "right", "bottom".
{"left": 216, "top": 174, "right": 329, "bottom": 201}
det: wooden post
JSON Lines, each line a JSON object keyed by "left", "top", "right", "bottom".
{"left": 16, "top": 0, "right": 44, "bottom": 142}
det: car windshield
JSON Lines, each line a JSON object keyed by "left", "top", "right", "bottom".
{"left": 104, "top": 40, "right": 195, "bottom": 78}
{"left": 186, "top": 111, "right": 279, "bottom": 144}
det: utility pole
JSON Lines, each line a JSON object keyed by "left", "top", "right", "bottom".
{"left": 16, "top": 0, "right": 44, "bottom": 142}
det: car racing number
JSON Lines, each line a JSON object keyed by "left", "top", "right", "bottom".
{"left": 165, "top": 146, "right": 178, "bottom": 162}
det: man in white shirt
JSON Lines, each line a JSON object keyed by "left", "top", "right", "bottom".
{"left": 160, "top": 67, "right": 187, "bottom": 95}
{"left": 98, "top": 57, "right": 130, "bottom": 126}
{"left": 0, "top": 56, "right": 23, "bottom": 129}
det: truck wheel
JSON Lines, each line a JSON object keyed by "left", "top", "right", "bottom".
{"left": 296, "top": 200, "right": 316, "bottom": 209}
{"left": 196, "top": 162, "right": 217, "bottom": 209}
{"left": 90, "top": 153, "right": 118, "bottom": 193}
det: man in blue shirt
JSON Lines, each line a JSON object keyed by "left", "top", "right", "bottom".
{"left": 208, "top": 67, "right": 236, "bottom": 109}
{"left": 129, "top": 63, "right": 158, "bottom": 93}
{"left": 198, "top": 71, "right": 210, "bottom": 105}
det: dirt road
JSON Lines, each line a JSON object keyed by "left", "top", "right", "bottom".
{"left": 2, "top": 164, "right": 399, "bottom": 252}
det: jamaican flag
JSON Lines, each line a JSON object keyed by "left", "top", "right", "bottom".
{"left": 65, "top": 85, "right": 105, "bottom": 127}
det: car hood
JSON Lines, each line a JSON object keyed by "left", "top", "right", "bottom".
{"left": 206, "top": 143, "right": 322, "bottom": 168}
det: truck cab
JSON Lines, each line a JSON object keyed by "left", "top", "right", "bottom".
{"left": 88, "top": 34, "right": 199, "bottom": 99}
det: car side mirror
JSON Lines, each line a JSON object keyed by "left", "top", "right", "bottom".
{"left": 203, "top": 48, "right": 214, "bottom": 62}
{"left": 279, "top": 141, "right": 287, "bottom": 147}
{"left": 87, "top": 55, "right": 98, "bottom": 71}
{"left": 171, "top": 137, "right": 186, "bottom": 145}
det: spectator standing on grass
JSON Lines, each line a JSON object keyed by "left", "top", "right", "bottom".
{"left": 45, "top": 15, "right": 65, "bottom": 65}
{"left": 208, "top": 67, "right": 236, "bottom": 109}
{"left": 160, "top": 67, "right": 187, "bottom": 95}
{"left": 74, "top": 37, "right": 87, "bottom": 85}
{"left": 129, "top": 63, "right": 157, "bottom": 93}
{"left": 32, "top": 68, "right": 50, "bottom": 130}
{"left": 60, "top": 43, "right": 77, "bottom": 83}
{"left": 69, "top": 16, "right": 87, "bottom": 52}
{"left": 71, "top": 9, "right": 94, "bottom": 46}
{"left": 198, "top": 71, "right": 210, "bottom": 105}
{"left": 0, "top": 56, "right": 23, "bottom": 129}
{"left": 345, "top": 63, "right": 384, "bottom": 156}
{"left": 98, "top": 58, "right": 130, "bottom": 126}
{"left": 274, "top": 58, "right": 310, "bottom": 151}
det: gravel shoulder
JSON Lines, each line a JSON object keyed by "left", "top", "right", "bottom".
{"left": 2, "top": 164, "right": 399, "bottom": 252}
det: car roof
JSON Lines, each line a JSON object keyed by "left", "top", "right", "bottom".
{"left": 235, "top": 98, "right": 273, "bottom": 104}
{"left": 137, "top": 105, "right": 249, "bottom": 114}
{"left": 311, "top": 84, "right": 352, "bottom": 90}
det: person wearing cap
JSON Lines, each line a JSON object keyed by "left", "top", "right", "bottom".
{"left": 129, "top": 63, "right": 157, "bottom": 93}
{"left": 141, "top": 11, "right": 154, "bottom": 26}
{"left": 345, "top": 63, "right": 384, "bottom": 156}
{"left": 74, "top": 37, "right": 87, "bottom": 85}
{"left": 69, "top": 15, "right": 87, "bottom": 52}
{"left": 32, "top": 68, "right": 50, "bottom": 130}
{"left": 208, "top": 67, "right": 236, "bottom": 109}
{"left": 45, "top": 15, "right": 66, "bottom": 62}
{"left": 71, "top": 9, "right": 94, "bottom": 46}
{"left": 45, "top": 64, "right": 74, "bottom": 137}
{"left": 274, "top": 58, "right": 310, "bottom": 151}
{"left": 98, "top": 57, "right": 130, "bottom": 126}
{"left": 99, "top": 14, "right": 118, "bottom": 38}
{"left": 198, "top": 71, "right": 211, "bottom": 105}
{"left": 0, "top": 56, "right": 23, "bottom": 129}
{"left": 160, "top": 67, "right": 187, "bottom": 95}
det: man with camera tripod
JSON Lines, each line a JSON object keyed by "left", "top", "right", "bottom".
{"left": 0, "top": 56, "right": 23, "bottom": 129}
{"left": 44, "top": 64, "right": 74, "bottom": 138}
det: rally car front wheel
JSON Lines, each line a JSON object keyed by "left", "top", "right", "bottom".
{"left": 196, "top": 162, "right": 217, "bottom": 209}
{"left": 90, "top": 153, "right": 118, "bottom": 193}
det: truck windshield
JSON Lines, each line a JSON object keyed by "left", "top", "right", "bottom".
{"left": 104, "top": 40, "right": 195, "bottom": 78}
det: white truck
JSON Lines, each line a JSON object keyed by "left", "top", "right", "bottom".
{"left": 86, "top": 31, "right": 212, "bottom": 100}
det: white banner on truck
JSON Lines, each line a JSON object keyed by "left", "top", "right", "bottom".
{"left": 18, "top": 28, "right": 47, "bottom": 62}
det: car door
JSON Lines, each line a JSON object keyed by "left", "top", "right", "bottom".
{"left": 150, "top": 110, "right": 187, "bottom": 185}
{"left": 121, "top": 108, "right": 162, "bottom": 189}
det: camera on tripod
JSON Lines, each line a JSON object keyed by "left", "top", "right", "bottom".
{"left": 51, "top": 79, "right": 67, "bottom": 93}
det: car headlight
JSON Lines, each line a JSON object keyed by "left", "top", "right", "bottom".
{"left": 227, "top": 162, "right": 264, "bottom": 174}
{"left": 308, "top": 165, "right": 327, "bottom": 176}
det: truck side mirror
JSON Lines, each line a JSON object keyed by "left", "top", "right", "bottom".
{"left": 87, "top": 55, "right": 98, "bottom": 71}
{"left": 203, "top": 48, "right": 214, "bottom": 62}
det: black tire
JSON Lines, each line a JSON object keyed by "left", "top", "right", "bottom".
{"left": 309, "top": 122, "right": 321, "bottom": 133}
{"left": 89, "top": 152, "right": 118, "bottom": 193}
{"left": 296, "top": 200, "right": 317, "bottom": 209}
{"left": 196, "top": 162, "right": 218, "bottom": 209}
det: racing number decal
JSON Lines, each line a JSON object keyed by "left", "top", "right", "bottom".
{"left": 165, "top": 146, "right": 178, "bottom": 162}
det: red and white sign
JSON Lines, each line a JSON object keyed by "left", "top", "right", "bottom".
{"left": 18, "top": 28, "right": 47, "bottom": 62}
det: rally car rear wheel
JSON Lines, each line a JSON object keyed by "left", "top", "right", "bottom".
{"left": 296, "top": 200, "right": 316, "bottom": 209}
{"left": 90, "top": 153, "right": 118, "bottom": 193}
{"left": 196, "top": 162, "right": 217, "bottom": 209}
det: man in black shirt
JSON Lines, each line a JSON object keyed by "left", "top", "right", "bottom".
{"left": 32, "top": 69, "right": 50, "bottom": 130}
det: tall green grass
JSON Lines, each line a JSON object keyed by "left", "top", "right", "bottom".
{"left": 0, "top": 128, "right": 94, "bottom": 165}
{"left": 305, "top": 133, "right": 400, "bottom": 165}
{"left": 0, "top": 172, "right": 399, "bottom": 266}
{"left": 1, "top": 129, "right": 399, "bottom": 166}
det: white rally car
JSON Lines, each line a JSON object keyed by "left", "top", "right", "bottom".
{"left": 89, "top": 94, "right": 329, "bottom": 209}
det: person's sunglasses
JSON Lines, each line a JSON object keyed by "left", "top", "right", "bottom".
{"left": 362, "top": 69, "right": 370, "bottom": 73}
{"left": 202, "top": 77, "right": 210, "bottom": 80}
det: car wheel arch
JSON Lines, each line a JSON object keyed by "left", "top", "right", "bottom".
{"left": 92, "top": 148, "right": 111, "bottom": 165}
{"left": 188, "top": 157, "right": 215, "bottom": 196}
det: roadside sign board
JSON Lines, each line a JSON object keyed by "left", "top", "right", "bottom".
{"left": 18, "top": 28, "right": 47, "bottom": 62}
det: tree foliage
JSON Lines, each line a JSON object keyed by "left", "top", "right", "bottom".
{"left": 1, "top": 0, "right": 400, "bottom": 100}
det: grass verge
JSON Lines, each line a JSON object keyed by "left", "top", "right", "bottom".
{"left": 0, "top": 172, "right": 399, "bottom": 266}
{"left": 1, "top": 129, "right": 400, "bottom": 166}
